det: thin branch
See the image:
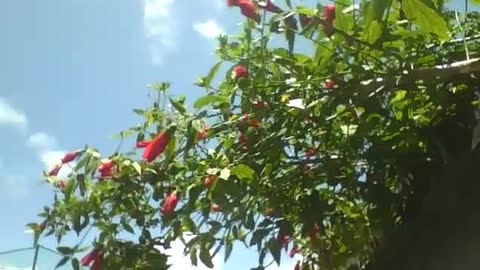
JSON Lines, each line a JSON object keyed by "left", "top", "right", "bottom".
{"left": 360, "top": 57, "right": 480, "bottom": 90}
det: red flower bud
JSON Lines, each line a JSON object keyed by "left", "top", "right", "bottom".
{"left": 325, "top": 79, "right": 335, "bottom": 89}
{"left": 289, "top": 245, "right": 300, "bottom": 258}
{"left": 323, "top": 23, "right": 334, "bottom": 37}
{"left": 306, "top": 148, "right": 317, "bottom": 159}
{"left": 61, "top": 151, "right": 79, "bottom": 164}
{"left": 38, "top": 221, "right": 46, "bottom": 232}
{"left": 198, "top": 125, "right": 209, "bottom": 141}
{"left": 299, "top": 14, "right": 313, "bottom": 28}
{"left": 211, "top": 204, "right": 221, "bottom": 212}
{"left": 48, "top": 165, "right": 62, "bottom": 177}
{"left": 294, "top": 261, "right": 301, "bottom": 270}
{"left": 233, "top": 65, "right": 249, "bottom": 79}
{"left": 57, "top": 180, "right": 67, "bottom": 190}
{"left": 227, "top": 0, "right": 240, "bottom": 6}
{"left": 252, "top": 101, "right": 268, "bottom": 109}
{"left": 277, "top": 233, "right": 291, "bottom": 251}
{"left": 239, "top": 133, "right": 249, "bottom": 144}
{"left": 98, "top": 160, "right": 115, "bottom": 178}
{"left": 239, "top": 0, "right": 260, "bottom": 22}
{"left": 136, "top": 140, "right": 151, "bottom": 148}
{"left": 204, "top": 175, "right": 217, "bottom": 187}
{"left": 143, "top": 131, "right": 171, "bottom": 162}
{"left": 262, "top": 0, "right": 282, "bottom": 13}
{"left": 81, "top": 249, "right": 102, "bottom": 268}
{"left": 323, "top": 4, "right": 336, "bottom": 22}
{"left": 161, "top": 191, "right": 179, "bottom": 214}
{"left": 250, "top": 119, "right": 261, "bottom": 129}
{"left": 309, "top": 223, "right": 320, "bottom": 242}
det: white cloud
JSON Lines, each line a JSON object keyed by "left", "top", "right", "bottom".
{"left": 193, "top": 20, "right": 224, "bottom": 39}
{"left": 26, "top": 132, "right": 57, "bottom": 150}
{"left": 0, "top": 98, "right": 28, "bottom": 131}
{"left": 143, "top": 0, "right": 176, "bottom": 65}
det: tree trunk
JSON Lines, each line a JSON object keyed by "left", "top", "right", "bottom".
{"left": 367, "top": 149, "right": 480, "bottom": 270}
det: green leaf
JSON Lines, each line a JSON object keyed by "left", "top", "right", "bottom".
{"left": 231, "top": 164, "right": 255, "bottom": 181}
{"left": 268, "top": 238, "right": 281, "bottom": 266}
{"left": 169, "top": 97, "right": 187, "bottom": 115}
{"left": 403, "top": 0, "right": 449, "bottom": 40}
{"left": 204, "top": 61, "right": 223, "bottom": 89}
{"left": 57, "top": 246, "right": 74, "bottom": 255}
{"left": 71, "top": 258, "right": 80, "bottom": 270}
{"left": 199, "top": 247, "right": 214, "bottom": 268}
{"left": 55, "top": 256, "right": 70, "bottom": 269}
{"left": 190, "top": 247, "right": 198, "bottom": 266}
{"left": 224, "top": 240, "right": 233, "bottom": 262}
{"left": 470, "top": 0, "right": 480, "bottom": 4}
{"left": 363, "top": 20, "right": 383, "bottom": 43}
{"left": 193, "top": 95, "right": 228, "bottom": 110}
{"left": 340, "top": 125, "right": 358, "bottom": 135}
{"left": 132, "top": 162, "right": 142, "bottom": 175}
{"left": 219, "top": 168, "right": 231, "bottom": 180}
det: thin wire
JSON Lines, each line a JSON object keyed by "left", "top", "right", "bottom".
{"left": 0, "top": 247, "right": 35, "bottom": 256}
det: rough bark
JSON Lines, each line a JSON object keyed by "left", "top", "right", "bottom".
{"left": 366, "top": 149, "right": 480, "bottom": 270}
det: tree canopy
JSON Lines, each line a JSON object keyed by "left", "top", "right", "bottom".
{"left": 31, "top": 0, "right": 480, "bottom": 269}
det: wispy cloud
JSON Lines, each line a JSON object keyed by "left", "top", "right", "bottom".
{"left": 193, "top": 20, "right": 224, "bottom": 39}
{"left": 26, "top": 132, "right": 57, "bottom": 151}
{"left": 0, "top": 98, "right": 28, "bottom": 131}
{"left": 26, "top": 132, "right": 72, "bottom": 177}
{"left": 143, "top": 0, "right": 176, "bottom": 65}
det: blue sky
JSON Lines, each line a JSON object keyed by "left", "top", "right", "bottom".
{"left": 0, "top": 0, "right": 300, "bottom": 269}
{"left": 0, "top": 0, "right": 471, "bottom": 269}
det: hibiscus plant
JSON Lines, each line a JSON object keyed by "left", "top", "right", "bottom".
{"left": 30, "top": 0, "right": 480, "bottom": 269}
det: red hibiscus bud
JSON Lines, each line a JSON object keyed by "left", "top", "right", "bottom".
{"left": 56, "top": 180, "right": 67, "bottom": 190}
{"left": 252, "top": 101, "right": 268, "bottom": 109}
{"left": 262, "top": 0, "right": 282, "bottom": 13}
{"left": 161, "top": 191, "right": 179, "bottom": 214}
{"left": 233, "top": 65, "right": 249, "bottom": 79}
{"left": 294, "top": 261, "right": 301, "bottom": 270}
{"left": 250, "top": 119, "right": 261, "bottom": 129}
{"left": 98, "top": 160, "right": 115, "bottom": 178}
{"left": 227, "top": 0, "right": 240, "bottom": 6}
{"left": 239, "top": 0, "right": 260, "bottom": 22}
{"left": 204, "top": 175, "right": 217, "bottom": 187}
{"left": 81, "top": 249, "right": 102, "bottom": 267}
{"left": 61, "top": 151, "right": 79, "bottom": 164}
{"left": 211, "top": 204, "right": 221, "bottom": 212}
{"left": 91, "top": 254, "right": 103, "bottom": 270}
{"left": 299, "top": 14, "right": 313, "bottom": 28}
{"left": 239, "top": 133, "right": 249, "bottom": 144}
{"left": 198, "top": 125, "right": 209, "bottom": 141}
{"left": 136, "top": 140, "right": 151, "bottom": 148}
{"left": 325, "top": 79, "right": 335, "bottom": 89}
{"left": 143, "top": 126, "right": 176, "bottom": 162}
{"left": 198, "top": 130, "right": 207, "bottom": 140}
{"left": 323, "top": 4, "right": 336, "bottom": 22}
{"left": 309, "top": 223, "right": 320, "bottom": 242}
{"left": 277, "top": 233, "right": 291, "bottom": 251}
{"left": 241, "top": 113, "right": 251, "bottom": 121}
{"left": 48, "top": 165, "right": 62, "bottom": 177}
{"left": 289, "top": 245, "right": 300, "bottom": 258}
{"left": 306, "top": 148, "right": 317, "bottom": 159}
{"left": 323, "top": 23, "right": 334, "bottom": 37}
{"left": 38, "top": 221, "right": 46, "bottom": 232}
